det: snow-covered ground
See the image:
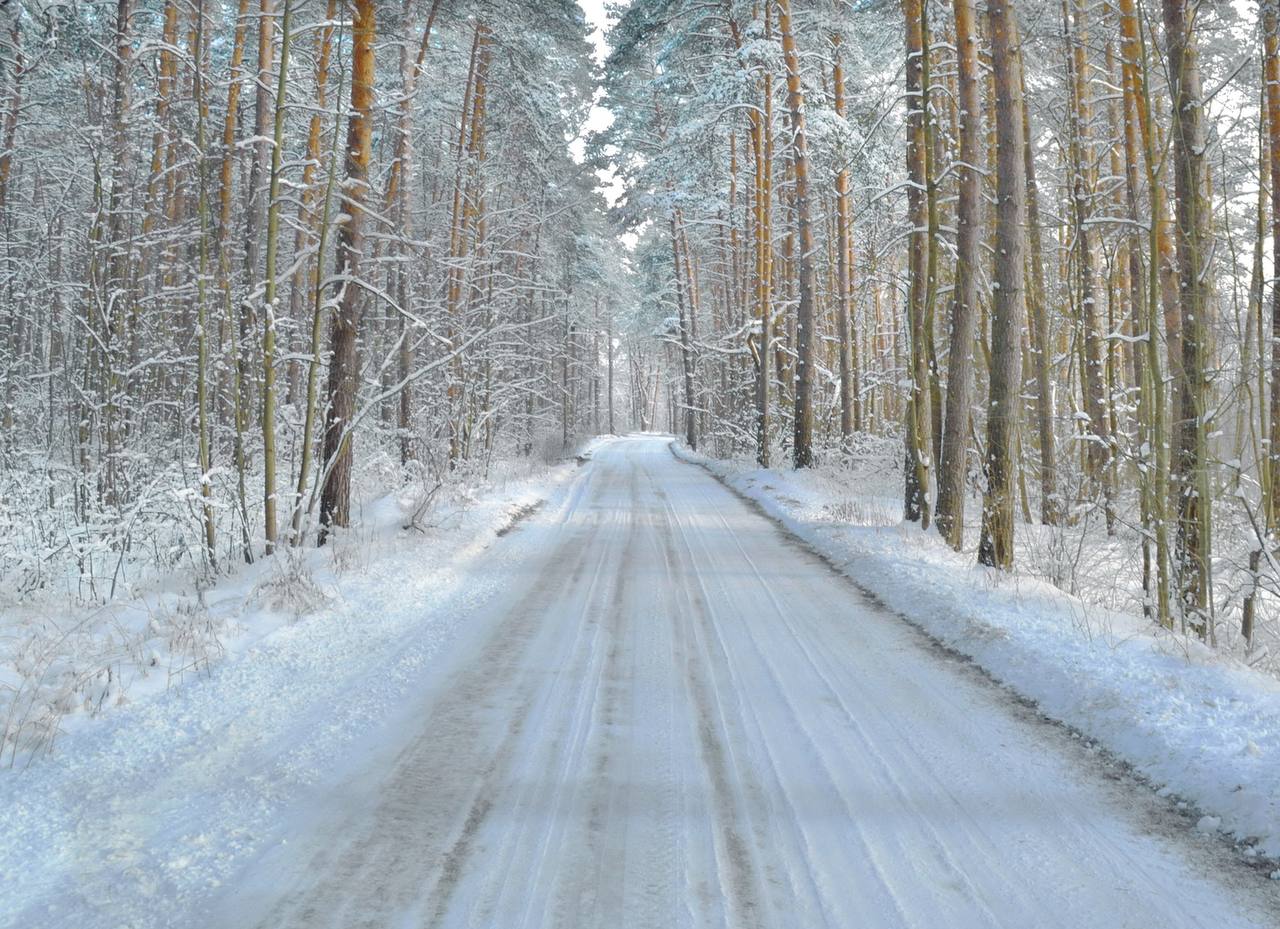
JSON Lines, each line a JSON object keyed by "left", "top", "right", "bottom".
{"left": 674, "top": 439, "right": 1280, "bottom": 863}
{"left": 0, "top": 445, "right": 594, "bottom": 763}
{"left": 4, "top": 435, "right": 1275, "bottom": 928}
{"left": 0, "top": 446, "right": 595, "bottom": 928}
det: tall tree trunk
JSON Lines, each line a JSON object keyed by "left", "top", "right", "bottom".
{"left": 1264, "top": 2, "right": 1280, "bottom": 547}
{"left": 1020, "top": 59, "right": 1058, "bottom": 526}
{"left": 192, "top": 0, "right": 216, "bottom": 566}
{"left": 979, "top": 0, "right": 1026, "bottom": 569}
{"left": 1241, "top": 61, "right": 1269, "bottom": 647}
{"left": 286, "top": 0, "right": 337, "bottom": 409}
{"left": 935, "top": 0, "right": 982, "bottom": 548}
{"left": 1118, "top": 0, "right": 1172, "bottom": 625}
{"left": 903, "top": 0, "right": 933, "bottom": 526}
{"left": 1064, "top": 0, "right": 1115, "bottom": 531}
{"left": 216, "top": 0, "right": 253, "bottom": 561}
{"left": 607, "top": 312, "right": 616, "bottom": 434}
{"left": 670, "top": 216, "right": 697, "bottom": 449}
{"left": 290, "top": 27, "right": 343, "bottom": 544}
{"left": 0, "top": 19, "right": 21, "bottom": 219}
{"left": 1118, "top": 8, "right": 1155, "bottom": 615}
{"left": 754, "top": 42, "right": 774, "bottom": 467}
{"left": 1163, "top": 0, "right": 1214, "bottom": 635}
{"left": 832, "top": 32, "right": 859, "bottom": 444}
{"left": 102, "top": 0, "right": 135, "bottom": 507}
{"left": 245, "top": 0, "right": 275, "bottom": 284}
{"left": 229, "top": 0, "right": 275, "bottom": 556}
{"left": 260, "top": 0, "right": 294, "bottom": 553}
{"left": 318, "top": 0, "right": 376, "bottom": 542}
{"left": 776, "top": 0, "right": 817, "bottom": 468}
{"left": 444, "top": 23, "right": 490, "bottom": 464}
{"left": 143, "top": 1, "right": 179, "bottom": 242}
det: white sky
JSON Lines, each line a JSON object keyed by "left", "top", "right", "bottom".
{"left": 574, "top": 0, "right": 624, "bottom": 206}
{"left": 579, "top": 0, "right": 610, "bottom": 64}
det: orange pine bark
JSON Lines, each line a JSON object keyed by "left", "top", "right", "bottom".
{"left": 318, "top": 0, "right": 376, "bottom": 539}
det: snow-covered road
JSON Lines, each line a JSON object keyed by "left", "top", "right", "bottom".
{"left": 4, "top": 435, "right": 1276, "bottom": 928}
{"left": 213, "top": 436, "right": 1273, "bottom": 929}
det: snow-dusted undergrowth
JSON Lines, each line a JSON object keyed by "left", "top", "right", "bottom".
{"left": 674, "top": 438, "right": 1280, "bottom": 860}
{"left": 0, "top": 440, "right": 599, "bottom": 926}
{"left": 0, "top": 437, "right": 598, "bottom": 767}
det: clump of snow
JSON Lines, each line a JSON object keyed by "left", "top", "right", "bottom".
{"left": 246, "top": 551, "right": 331, "bottom": 620}
{"left": 1197, "top": 815, "right": 1222, "bottom": 834}
{"left": 674, "top": 439, "right": 1280, "bottom": 860}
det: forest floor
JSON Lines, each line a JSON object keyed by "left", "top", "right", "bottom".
{"left": 3, "top": 434, "right": 1278, "bottom": 928}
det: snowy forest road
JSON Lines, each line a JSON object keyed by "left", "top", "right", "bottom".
{"left": 216, "top": 435, "right": 1274, "bottom": 929}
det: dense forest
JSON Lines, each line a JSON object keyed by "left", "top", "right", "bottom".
{"left": 0, "top": 0, "right": 620, "bottom": 590}
{"left": 594, "top": 0, "right": 1280, "bottom": 658}
{"left": 0, "top": 0, "right": 1277, "bottom": 664}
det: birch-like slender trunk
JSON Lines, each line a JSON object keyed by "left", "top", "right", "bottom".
{"left": 1119, "top": 0, "right": 1172, "bottom": 625}
{"left": 1264, "top": 2, "right": 1280, "bottom": 542}
{"left": 260, "top": 0, "right": 294, "bottom": 553}
{"left": 1020, "top": 57, "right": 1057, "bottom": 527}
{"left": 1069, "top": 0, "right": 1115, "bottom": 531}
{"left": 903, "top": 0, "right": 933, "bottom": 527}
{"left": 192, "top": 0, "right": 216, "bottom": 566}
{"left": 832, "top": 36, "right": 858, "bottom": 441}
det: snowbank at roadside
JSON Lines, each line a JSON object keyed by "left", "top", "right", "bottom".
{"left": 0, "top": 442, "right": 598, "bottom": 928}
{"left": 673, "top": 440, "right": 1280, "bottom": 861}
{"left": 0, "top": 441, "right": 602, "bottom": 764}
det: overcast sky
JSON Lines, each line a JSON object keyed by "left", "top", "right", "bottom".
{"left": 579, "top": 0, "right": 610, "bottom": 62}
{"left": 575, "top": 0, "right": 623, "bottom": 204}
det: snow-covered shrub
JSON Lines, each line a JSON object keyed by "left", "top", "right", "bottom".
{"left": 145, "top": 595, "right": 227, "bottom": 684}
{"left": 249, "top": 551, "right": 329, "bottom": 621}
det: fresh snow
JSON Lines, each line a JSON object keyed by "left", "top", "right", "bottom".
{"left": 673, "top": 440, "right": 1280, "bottom": 860}
{"left": 0, "top": 448, "right": 595, "bottom": 928}
{"left": 1, "top": 435, "right": 1276, "bottom": 928}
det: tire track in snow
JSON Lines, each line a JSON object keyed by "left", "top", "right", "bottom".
{"left": 675, "top": 471, "right": 1013, "bottom": 928}
{"left": 209, "top": 437, "right": 1278, "bottom": 929}
{"left": 243, "top": 506, "right": 606, "bottom": 929}
{"left": 654, "top": 471, "right": 906, "bottom": 929}
{"left": 652, "top": 487, "right": 769, "bottom": 929}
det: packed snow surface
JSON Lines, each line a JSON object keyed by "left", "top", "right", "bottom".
{"left": 676, "top": 440, "right": 1280, "bottom": 862}
{"left": 2, "top": 436, "right": 1277, "bottom": 928}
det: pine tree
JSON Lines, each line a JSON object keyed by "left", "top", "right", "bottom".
{"left": 978, "top": 0, "right": 1027, "bottom": 570}
{"left": 318, "top": 0, "right": 376, "bottom": 543}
